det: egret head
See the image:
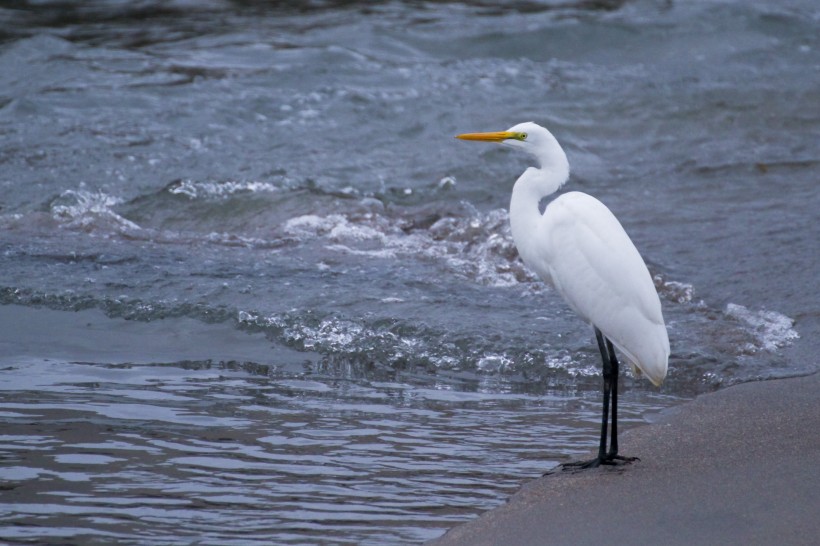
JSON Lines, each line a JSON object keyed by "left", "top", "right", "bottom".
{"left": 456, "top": 121, "right": 568, "bottom": 175}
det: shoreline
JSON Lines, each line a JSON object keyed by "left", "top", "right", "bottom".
{"left": 429, "top": 371, "right": 820, "bottom": 546}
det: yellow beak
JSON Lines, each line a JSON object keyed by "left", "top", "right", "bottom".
{"left": 456, "top": 131, "right": 524, "bottom": 142}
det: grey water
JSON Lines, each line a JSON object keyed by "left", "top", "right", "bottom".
{"left": 0, "top": 0, "right": 817, "bottom": 544}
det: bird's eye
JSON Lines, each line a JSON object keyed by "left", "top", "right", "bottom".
{"left": 519, "top": 133, "right": 527, "bottom": 140}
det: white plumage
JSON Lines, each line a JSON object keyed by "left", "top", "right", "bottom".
{"left": 534, "top": 191, "right": 668, "bottom": 385}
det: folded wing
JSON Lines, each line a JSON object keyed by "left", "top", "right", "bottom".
{"left": 537, "top": 191, "right": 669, "bottom": 385}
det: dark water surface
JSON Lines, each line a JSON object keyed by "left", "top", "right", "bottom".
{"left": 1, "top": 1, "right": 817, "bottom": 544}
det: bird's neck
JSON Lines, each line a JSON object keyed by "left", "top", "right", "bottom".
{"left": 509, "top": 160, "right": 568, "bottom": 267}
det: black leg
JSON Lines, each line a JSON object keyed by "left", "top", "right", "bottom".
{"left": 554, "top": 328, "right": 638, "bottom": 473}
{"left": 555, "top": 328, "right": 612, "bottom": 472}
{"left": 602, "top": 337, "right": 638, "bottom": 465}
{"left": 606, "top": 337, "right": 619, "bottom": 457}
{"left": 596, "top": 328, "right": 612, "bottom": 461}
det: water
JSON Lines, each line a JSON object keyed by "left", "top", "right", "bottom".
{"left": 0, "top": 0, "right": 817, "bottom": 543}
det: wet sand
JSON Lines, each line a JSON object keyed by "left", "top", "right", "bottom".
{"left": 430, "top": 372, "right": 820, "bottom": 546}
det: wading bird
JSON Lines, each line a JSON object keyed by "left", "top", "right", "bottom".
{"left": 457, "top": 122, "right": 669, "bottom": 469}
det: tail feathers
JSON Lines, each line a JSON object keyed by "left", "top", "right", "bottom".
{"left": 613, "top": 338, "right": 668, "bottom": 387}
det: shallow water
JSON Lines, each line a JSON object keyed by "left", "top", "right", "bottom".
{"left": 0, "top": 0, "right": 817, "bottom": 544}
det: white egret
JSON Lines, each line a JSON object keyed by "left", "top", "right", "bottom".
{"left": 457, "top": 122, "right": 669, "bottom": 469}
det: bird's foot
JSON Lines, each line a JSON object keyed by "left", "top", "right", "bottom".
{"left": 562, "top": 457, "right": 602, "bottom": 471}
{"left": 542, "top": 457, "right": 600, "bottom": 475}
{"left": 546, "top": 453, "right": 639, "bottom": 475}
{"left": 603, "top": 454, "right": 639, "bottom": 465}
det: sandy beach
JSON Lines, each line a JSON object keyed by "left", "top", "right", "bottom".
{"left": 430, "top": 372, "right": 820, "bottom": 546}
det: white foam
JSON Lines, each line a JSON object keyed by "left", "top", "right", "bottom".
{"left": 239, "top": 310, "right": 484, "bottom": 371}
{"left": 238, "top": 309, "right": 589, "bottom": 378}
{"left": 545, "top": 353, "right": 599, "bottom": 378}
{"left": 204, "top": 232, "right": 270, "bottom": 248}
{"left": 168, "top": 179, "right": 282, "bottom": 199}
{"left": 282, "top": 208, "right": 536, "bottom": 288}
{"left": 653, "top": 275, "right": 697, "bottom": 304}
{"left": 284, "top": 214, "right": 376, "bottom": 240}
{"left": 476, "top": 354, "right": 513, "bottom": 373}
{"left": 50, "top": 189, "right": 141, "bottom": 234}
{"left": 725, "top": 303, "right": 799, "bottom": 351}
{"left": 238, "top": 310, "right": 395, "bottom": 354}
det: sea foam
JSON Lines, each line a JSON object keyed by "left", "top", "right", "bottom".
{"left": 725, "top": 303, "right": 799, "bottom": 352}
{"left": 50, "top": 189, "right": 140, "bottom": 234}
{"left": 282, "top": 208, "right": 535, "bottom": 288}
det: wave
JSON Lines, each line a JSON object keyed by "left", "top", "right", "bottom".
{"left": 7, "top": 182, "right": 529, "bottom": 288}
{"left": 653, "top": 276, "right": 697, "bottom": 305}
{"left": 3, "top": 184, "right": 802, "bottom": 392}
{"left": 50, "top": 189, "right": 141, "bottom": 235}
{"left": 725, "top": 303, "right": 799, "bottom": 353}
{"left": 234, "top": 308, "right": 600, "bottom": 388}
{"left": 166, "top": 179, "right": 284, "bottom": 200}
{"left": 37, "top": 185, "right": 714, "bottom": 299}
{"left": 283, "top": 207, "right": 534, "bottom": 288}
